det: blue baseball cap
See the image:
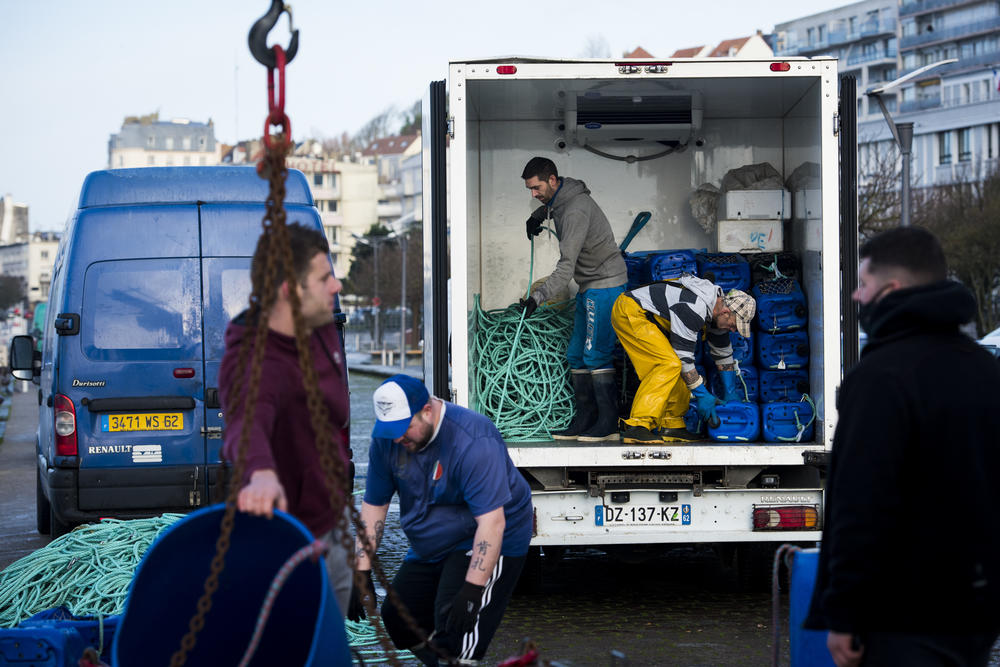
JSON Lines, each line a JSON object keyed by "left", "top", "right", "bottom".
{"left": 372, "top": 375, "right": 430, "bottom": 440}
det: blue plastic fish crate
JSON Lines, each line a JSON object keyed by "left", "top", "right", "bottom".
{"left": 753, "top": 278, "right": 808, "bottom": 333}
{"left": 729, "top": 331, "right": 752, "bottom": 365}
{"left": 762, "top": 401, "right": 816, "bottom": 442}
{"left": 624, "top": 249, "right": 699, "bottom": 288}
{"left": 759, "top": 369, "right": 810, "bottom": 403}
{"left": 756, "top": 330, "right": 809, "bottom": 370}
{"left": 746, "top": 251, "right": 802, "bottom": 286}
{"left": 0, "top": 626, "right": 86, "bottom": 667}
{"left": 17, "top": 608, "right": 120, "bottom": 660}
{"left": 683, "top": 404, "right": 707, "bottom": 435}
{"left": 708, "top": 402, "right": 760, "bottom": 442}
{"left": 710, "top": 365, "right": 759, "bottom": 403}
{"left": 695, "top": 252, "right": 750, "bottom": 291}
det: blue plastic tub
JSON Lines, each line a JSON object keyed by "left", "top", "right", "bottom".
{"left": 711, "top": 365, "right": 759, "bottom": 403}
{"left": 708, "top": 402, "right": 760, "bottom": 442}
{"left": 695, "top": 252, "right": 751, "bottom": 291}
{"left": 753, "top": 278, "right": 808, "bottom": 333}
{"left": 112, "top": 504, "right": 351, "bottom": 667}
{"left": 756, "top": 330, "right": 809, "bottom": 370}
{"left": 762, "top": 400, "right": 816, "bottom": 442}
{"left": 759, "top": 369, "right": 810, "bottom": 403}
{"left": 789, "top": 548, "right": 835, "bottom": 666}
{"left": 729, "top": 331, "right": 753, "bottom": 365}
{"left": 13, "top": 608, "right": 120, "bottom": 661}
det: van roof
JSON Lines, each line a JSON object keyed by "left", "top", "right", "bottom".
{"left": 78, "top": 167, "right": 315, "bottom": 208}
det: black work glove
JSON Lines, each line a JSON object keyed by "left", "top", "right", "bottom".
{"left": 346, "top": 570, "right": 376, "bottom": 622}
{"left": 525, "top": 216, "right": 544, "bottom": 240}
{"left": 445, "top": 581, "right": 485, "bottom": 635}
{"left": 519, "top": 296, "right": 538, "bottom": 318}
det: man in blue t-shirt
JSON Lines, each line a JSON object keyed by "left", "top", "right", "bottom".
{"left": 354, "top": 374, "right": 532, "bottom": 666}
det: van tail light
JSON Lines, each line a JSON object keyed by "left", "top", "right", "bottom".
{"left": 753, "top": 505, "right": 820, "bottom": 530}
{"left": 54, "top": 394, "right": 78, "bottom": 456}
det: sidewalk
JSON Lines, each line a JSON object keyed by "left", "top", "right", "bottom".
{"left": 0, "top": 385, "right": 50, "bottom": 569}
{"left": 346, "top": 351, "right": 421, "bottom": 379}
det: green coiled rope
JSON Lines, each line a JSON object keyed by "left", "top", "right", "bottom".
{"left": 0, "top": 515, "right": 183, "bottom": 628}
{"left": 471, "top": 295, "right": 575, "bottom": 441}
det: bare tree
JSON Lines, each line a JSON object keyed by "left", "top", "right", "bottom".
{"left": 914, "top": 168, "right": 1000, "bottom": 336}
{"left": 858, "top": 138, "right": 902, "bottom": 240}
{"left": 354, "top": 106, "right": 398, "bottom": 149}
{"left": 398, "top": 100, "right": 422, "bottom": 136}
{"left": 580, "top": 34, "right": 611, "bottom": 58}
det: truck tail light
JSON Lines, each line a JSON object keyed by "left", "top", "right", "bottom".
{"left": 54, "top": 394, "right": 78, "bottom": 456}
{"left": 770, "top": 62, "right": 791, "bottom": 72}
{"left": 753, "top": 505, "right": 819, "bottom": 530}
{"left": 496, "top": 65, "right": 517, "bottom": 75}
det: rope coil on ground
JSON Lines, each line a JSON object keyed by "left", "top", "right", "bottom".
{"left": 0, "top": 515, "right": 183, "bottom": 627}
{"left": 471, "top": 294, "right": 575, "bottom": 441}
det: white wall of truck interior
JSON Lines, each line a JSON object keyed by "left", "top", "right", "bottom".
{"left": 446, "top": 58, "right": 841, "bottom": 450}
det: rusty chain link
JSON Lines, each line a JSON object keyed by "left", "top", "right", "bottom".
{"left": 167, "top": 24, "right": 448, "bottom": 665}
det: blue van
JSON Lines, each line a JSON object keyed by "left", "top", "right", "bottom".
{"left": 9, "top": 167, "right": 343, "bottom": 536}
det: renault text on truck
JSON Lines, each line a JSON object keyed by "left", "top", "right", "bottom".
{"left": 420, "top": 57, "right": 860, "bottom": 586}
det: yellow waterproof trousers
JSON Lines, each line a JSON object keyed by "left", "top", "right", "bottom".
{"left": 611, "top": 295, "right": 691, "bottom": 430}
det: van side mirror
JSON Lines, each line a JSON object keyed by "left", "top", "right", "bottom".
{"left": 9, "top": 335, "right": 40, "bottom": 381}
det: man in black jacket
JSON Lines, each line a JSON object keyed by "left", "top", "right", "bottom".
{"left": 805, "top": 226, "right": 1000, "bottom": 666}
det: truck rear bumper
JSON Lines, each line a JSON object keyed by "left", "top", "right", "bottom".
{"left": 40, "top": 455, "right": 225, "bottom": 526}
{"left": 530, "top": 488, "right": 822, "bottom": 546}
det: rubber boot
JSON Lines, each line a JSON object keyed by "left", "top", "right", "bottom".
{"left": 552, "top": 370, "right": 596, "bottom": 440}
{"left": 577, "top": 369, "right": 621, "bottom": 442}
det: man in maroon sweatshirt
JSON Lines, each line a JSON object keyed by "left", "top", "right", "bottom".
{"left": 219, "top": 222, "right": 353, "bottom": 614}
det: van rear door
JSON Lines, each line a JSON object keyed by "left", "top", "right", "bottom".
{"left": 72, "top": 204, "right": 206, "bottom": 511}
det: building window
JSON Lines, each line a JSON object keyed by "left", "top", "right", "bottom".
{"left": 818, "top": 25, "right": 826, "bottom": 43}
{"left": 330, "top": 173, "right": 337, "bottom": 189}
{"left": 849, "top": 16, "right": 856, "bottom": 35}
{"left": 939, "top": 132, "right": 952, "bottom": 165}
{"left": 807, "top": 27, "right": 815, "bottom": 45}
{"left": 988, "top": 124, "right": 994, "bottom": 159}
{"left": 165, "top": 137, "right": 174, "bottom": 150}
{"left": 958, "top": 128, "right": 971, "bottom": 162}
{"left": 183, "top": 137, "right": 192, "bottom": 150}
{"left": 314, "top": 172, "right": 324, "bottom": 187}
{"left": 199, "top": 136, "right": 206, "bottom": 148}
{"left": 41, "top": 251, "right": 48, "bottom": 259}
{"left": 147, "top": 135, "right": 155, "bottom": 147}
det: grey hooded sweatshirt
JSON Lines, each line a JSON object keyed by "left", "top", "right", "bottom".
{"left": 529, "top": 176, "right": 627, "bottom": 305}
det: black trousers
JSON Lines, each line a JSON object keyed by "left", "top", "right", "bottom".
{"left": 860, "top": 631, "right": 1000, "bottom": 667}
{"left": 381, "top": 549, "right": 526, "bottom": 665}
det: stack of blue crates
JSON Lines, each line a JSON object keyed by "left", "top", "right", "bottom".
{"left": 753, "top": 276, "right": 815, "bottom": 442}
{"left": 624, "top": 248, "right": 699, "bottom": 289}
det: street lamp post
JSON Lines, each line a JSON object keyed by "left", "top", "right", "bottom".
{"left": 399, "top": 232, "right": 407, "bottom": 370}
{"left": 866, "top": 59, "right": 957, "bottom": 227}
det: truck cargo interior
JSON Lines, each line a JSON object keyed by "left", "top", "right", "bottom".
{"left": 456, "top": 68, "right": 835, "bottom": 452}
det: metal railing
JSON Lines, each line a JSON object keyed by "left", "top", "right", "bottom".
{"left": 899, "top": 51, "right": 1000, "bottom": 78}
{"left": 901, "top": 0, "right": 982, "bottom": 16}
{"left": 901, "top": 16, "right": 1000, "bottom": 49}
{"left": 847, "top": 48, "right": 899, "bottom": 65}
{"left": 900, "top": 94, "right": 942, "bottom": 113}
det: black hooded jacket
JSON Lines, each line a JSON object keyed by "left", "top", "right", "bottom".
{"left": 805, "top": 280, "right": 1000, "bottom": 634}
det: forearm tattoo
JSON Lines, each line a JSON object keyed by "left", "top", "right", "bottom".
{"left": 681, "top": 369, "right": 700, "bottom": 386}
{"left": 374, "top": 520, "right": 385, "bottom": 549}
{"left": 475, "top": 539, "right": 490, "bottom": 555}
{"left": 717, "top": 362, "right": 735, "bottom": 371}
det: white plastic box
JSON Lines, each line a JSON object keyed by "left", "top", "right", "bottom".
{"left": 793, "top": 189, "right": 822, "bottom": 220}
{"left": 720, "top": 189, "right": 792, "bottom": 220}
{"left": 717, "top": 219, "right": 784, "bottom": 253}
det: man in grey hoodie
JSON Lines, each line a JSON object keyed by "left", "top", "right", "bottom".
{"left": 520, "top": 157, "right": 628, "bottom": 442}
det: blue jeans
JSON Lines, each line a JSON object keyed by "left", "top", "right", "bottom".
{"left": 567, "top": 284, "right": 625, "bottom": 370}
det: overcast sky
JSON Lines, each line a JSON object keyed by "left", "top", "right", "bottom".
{"left": 4, "top": 0, "right": 850, "bottom": 231}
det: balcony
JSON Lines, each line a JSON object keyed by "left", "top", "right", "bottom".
{"left": 901, "top": 16, "right": 1000, "bottom": 50}
{"left": 899, "top": 50, "right": 1000, "bottom": 78}
{"left": 859, "top": 18, "right": 897, "bottom": 37}
{"left": 901, "top": 0, "right": 984, "bottom": 17}
{"left": 847, "top": 47, "right": 899, "bottom": 66}
{"left": 900, "top": 94, "right": 942, "bottom": 113}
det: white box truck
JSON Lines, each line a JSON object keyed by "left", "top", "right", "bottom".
{"left": 420, "top": 56, "right": 860, "bottom": 586}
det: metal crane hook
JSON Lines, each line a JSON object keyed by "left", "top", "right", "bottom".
{"left": 248, "top": 0, "right": 298, "bottom": 68}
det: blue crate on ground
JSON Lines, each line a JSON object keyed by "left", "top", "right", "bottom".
{"left": 762, "top": 400, "right": 816, "bottom": 442}
{"left": 17, "top": 608, "right": 120, "bottom": 660}
{"left": 708, "top": 402, "right": 760, "bottom": 442}
{"left": 759, "top": 369, "right": 810, "bottom": 403}
{"left": 753, "top": 278, "right": 808, "bottom": 333}
{"left": 0, "top": 625, "right": 87, "bottom": 667}
{"left": 756, "top": 330, "right": 809, "bottom": 370}
{"left": 695, "top": 252, "right": 750, "bottom": 291}
{"left": 710, "top": 365, "right": 759, "bottom": 403}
